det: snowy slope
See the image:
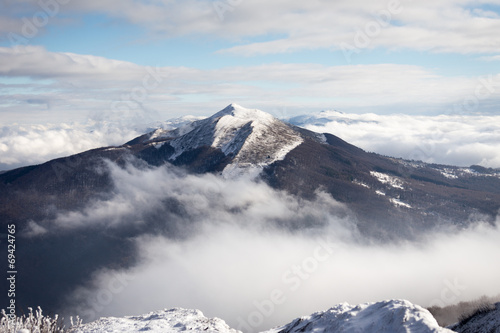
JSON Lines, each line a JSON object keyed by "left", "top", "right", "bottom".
{"left": 262, "top": 300, "right": 454, "bottom": 333}
{"left": 73, "top": 300, "right": 456, "bottom": 333}
{"left": 448, "top": 302, "right": 500, "bottom": 333}
{"left": 72, "top": 308, "right": 241, "bottom": 333}
{"left": 148, "top": 104, "right": 304, "bottom": 177}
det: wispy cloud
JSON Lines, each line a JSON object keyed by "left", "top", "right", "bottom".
{"left": 33, "top": 161, "right": 352, "bottom": 233}
{"left": 2, "top": 46, "right": 500, "bottom": 126}
{"left": 6, "top": 1, "right": 500, "bottom": 54}
{"left": 478, "top": 55, "right": 500, "bottom": 61}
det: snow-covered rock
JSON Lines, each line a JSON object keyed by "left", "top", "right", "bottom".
{"left": 73, "top": 300, "right": 456, "bottom": 333}
{"left": 73, "top": 308, "right": 241, "bottom": 333}
{"left": 262, "top": 300, "right": 454, "bottom": 333}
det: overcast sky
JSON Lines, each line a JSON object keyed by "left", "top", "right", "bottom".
{"left": 1, "top": 0, "right": 500, "bottom": 167}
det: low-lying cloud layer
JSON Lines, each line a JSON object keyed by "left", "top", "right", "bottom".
{"left": 296, "top": 112, "right": 500, "bottom": 168}
{"left": 0, "top": 122, "right": 142, "bottom": 170}
{"left": 68, "top": 221, "right": 500, "bottom": 332}
{"left": 30, "top": 160, "right": 353, "bottom": 235}
{"left": 39, "top": 160, "right": 500, "bottom": 332}
{"left": 2, "top": 109, "right": 499, "bottom": 172}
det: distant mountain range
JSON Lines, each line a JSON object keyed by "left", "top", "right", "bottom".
{"left": 1, "top": 104, "right": 499, "bottom": 326}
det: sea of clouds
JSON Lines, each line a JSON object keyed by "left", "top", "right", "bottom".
{"left": 4, "top": 108, "right": 500, "bottom": 331}
{"left": 2, "top": 111, "right": 499, "bottom": 172}
{"left": 22, "top": 160, "right": 498, "bottom": 332}
{"left": 291, "top": 111, "right": 500, "bottom": 168}
{"left": 0, "top": 122, "right": 142, "bottom": 171}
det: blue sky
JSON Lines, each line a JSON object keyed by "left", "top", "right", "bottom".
{"left": 1, "top": 0, "right": 500, "bottom": 124}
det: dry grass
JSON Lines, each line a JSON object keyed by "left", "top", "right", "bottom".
{"left": 0, "top": 307, "right": 81, "bottom": 333}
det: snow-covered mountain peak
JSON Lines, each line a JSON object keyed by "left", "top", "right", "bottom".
{"left": 212, "top": 104, "right": 276, "bottom": 124}
{"left": 211, "top": 105, "right": 303, "bottom": 177}
{"left": 148, "top": 105, "right": 304, "bottom": 177}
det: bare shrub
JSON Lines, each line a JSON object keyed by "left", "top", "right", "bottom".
{"left": 0, "top": 307, "right": 81, "bottom": 333}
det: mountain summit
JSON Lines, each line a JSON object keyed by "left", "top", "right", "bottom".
{"left": 131, "top": 104, "right": 303, "bottom": 177}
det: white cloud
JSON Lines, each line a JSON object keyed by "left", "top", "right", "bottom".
{"left": 102, "top": 222, "right": 500, "bottom": 331}
{"left": 1, "top": 46, "right": 500, "bottom": 127}
{"left": 49, "top": 0, "right": 500, "bottom": 55}
{"left": 0, "top": 46, "right": 142, "bottom": 78}
{"left": 52, "top": 160, "right": 500, "bottom": 331}
{"left": 298, "top": 112, "right": 500, "bottom": 168}
{"left": 0, "top": 122, "right": 142, "bottom": 170}
{"left": 479, "top": 55, "right": 500, "bottom": 61}
{"left": 4, "top": 1, "right": 500, "bottom": 56}
{"left": 41, "top": 161, "right": 352, "bottom": 232}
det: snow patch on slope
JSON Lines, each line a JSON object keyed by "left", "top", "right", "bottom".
{"left": 438, "top": 168, "right": 459, "bottom": 179}
{"left": 263, "top": 300, "right": 453, "bottom": 333}
{"left": 434, "top": 166, "right": 500, "bottom": 180}
{"left": 390, "top": 198, "right": 412, "bottom": 209}
{"left": 73, "top": 308, "right": 240, "bottom": 333}
{"left": 353, "top": 180, "right": 370, "bottom": 188}
{"left": 370, "top": 171, "right": 405, "bottom": 189}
